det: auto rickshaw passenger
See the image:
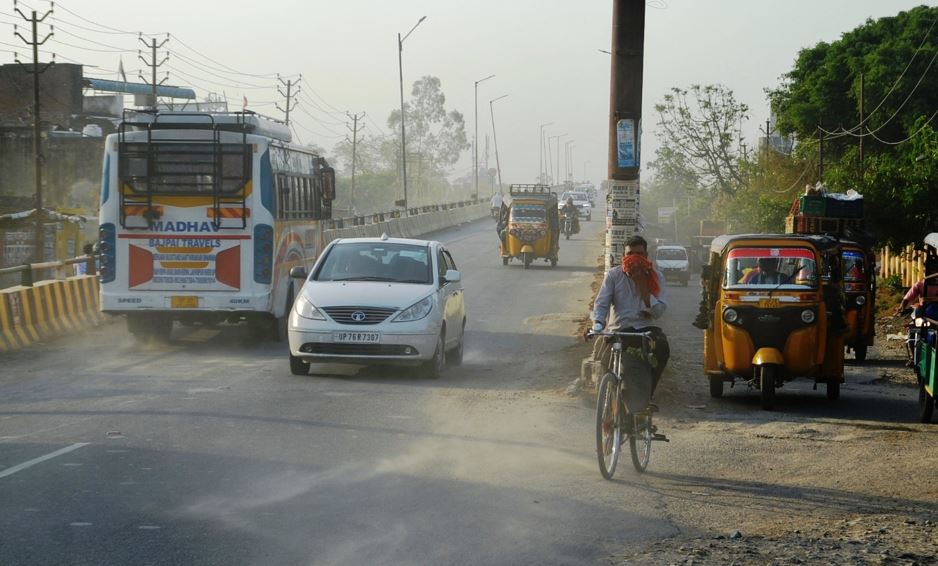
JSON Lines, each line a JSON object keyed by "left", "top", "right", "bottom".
{"left": 743, "top": 257, "right": 790, "bottom": 285}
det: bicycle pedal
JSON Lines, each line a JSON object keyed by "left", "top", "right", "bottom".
{"left": 652, "top": 433, "right": 670, "bottom": 442}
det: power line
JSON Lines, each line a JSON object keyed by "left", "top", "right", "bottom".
{"left": 168, "top": 50, "right": 273, "bottom": 89}
{"left": 52, "top": 2, "right": 163, "bottom": 36}
{"left": 869, "top": 108, "right": 938, "bottom": 145}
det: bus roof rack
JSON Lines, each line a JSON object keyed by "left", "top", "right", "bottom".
{"left": 119, "top": 109, "right": 292, "bottom": 142}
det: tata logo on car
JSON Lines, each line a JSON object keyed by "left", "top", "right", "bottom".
{"left": 351, "top": 311, "right": 367, "bottom": 322}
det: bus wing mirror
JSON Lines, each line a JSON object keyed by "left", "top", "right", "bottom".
{"left": 289, "top": 266, "right": 308, "bottom": 279}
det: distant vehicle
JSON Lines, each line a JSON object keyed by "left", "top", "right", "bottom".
{"left": 654, "top": 245, "right": 690, "bottom": 286}
{"left": 558, "top": 191, "right": 592, "bottom": 221}
{"left": 98, "top": 110, "right": 336, "bottom": 342}
{"left": 287, "top": 235, "right": 466, "bottom": 379}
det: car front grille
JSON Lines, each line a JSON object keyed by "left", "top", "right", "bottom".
{"left": 321, "top": 306, "right": 398, "bottom": 325}
{"left": 300, "top": 343, "right": 417, "bottom": 356}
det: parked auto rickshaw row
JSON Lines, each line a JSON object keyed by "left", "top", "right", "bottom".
{"left": 699, "top": 233, "right": 876, "bottom": 410}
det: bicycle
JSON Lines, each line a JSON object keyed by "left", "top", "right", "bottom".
{"left": 591, "top": 328, "right": 669, "bottom": 477}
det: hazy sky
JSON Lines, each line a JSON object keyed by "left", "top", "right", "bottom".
{"left": 1, "top": 0, "right": 930, "bottom": 187}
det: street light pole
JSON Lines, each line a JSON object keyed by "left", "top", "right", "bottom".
{"left": 474, "top": 74, "right": 495, "bottom": 202}
{"left": 539, "top": 122, "right": 553, "bottom": 183}
{"left": 547, "top": 133, "right": 566, "bottom": 185}
{"left": 554, "top": 133, "right": 568, "bottom": 185}
{"left": 490, "top": 94, "right": 509, "bottom": 194}
{"left": 564, "top": 140, "right": 575, "bottom": 181}
{"left": 583, "top": 160, "right": 591, "bottom": 180}
{"left": 398, "top": 16, "right": 426, "bottom": 211}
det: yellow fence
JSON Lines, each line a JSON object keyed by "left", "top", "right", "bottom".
{"left": 0, "top": 276, "right": 104, "bottom": 352}
{"left": 879, "top": 245, "right": 925, "bottom": 288}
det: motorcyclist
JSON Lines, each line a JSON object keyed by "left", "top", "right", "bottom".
{"left": 560, "top": 197, "right": 580, "bottom": 234}
{"left": 585, "top": 235, "right": 670, "bottom": 394}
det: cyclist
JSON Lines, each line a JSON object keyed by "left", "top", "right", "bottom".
{"left": 586, "top": 235, "right": 670, "bottom": 393}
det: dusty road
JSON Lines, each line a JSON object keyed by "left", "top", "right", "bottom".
{"left": 1, "top": 214, "right": 936, "bottom": 566}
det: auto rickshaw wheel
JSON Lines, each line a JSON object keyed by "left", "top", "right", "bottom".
{"left": 708, "top": 375, "right": 724, "bottom": 398}
{"left": 759, "top": 366, "right": 776, "bottom": 410}
{"left": 502, "top": 256, "right": 509, "bottom": 266}
{"left": 854, "top": 344, "right": 868, "bottom": 362}
{"left": 522, "top": 252, "right": 532, "bottom": 269}
{"left": 826, "top": 379, "right": 840, "bottom": 401}
{"left": 918, "top": 379, "right": 934, "bottom": 423}
{"left": 550, "top": 258, "right": 558, "bottom": 267}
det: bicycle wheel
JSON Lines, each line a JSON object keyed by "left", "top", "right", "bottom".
{"left": 629, "top": 412, "right": 653, "bottom": 473}
{"left": 595, "top": 372, "right": 622, "bottom": 480}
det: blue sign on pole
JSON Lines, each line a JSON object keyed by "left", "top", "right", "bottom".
{"left": 617, "top": 119, "right": 638, "bottom": 168}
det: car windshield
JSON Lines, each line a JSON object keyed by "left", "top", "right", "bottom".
{"left": 314, "top": 242, "right": 432, "bottom": 284}
{"left": 561, "top": 192, "right": 587, "bottom": 202}
{"left": 724, "top": 247, "right": 818, "bottom": 289}
{"left": 657, "top": 248, "right": 687, "bottom": 261}
{"left": 510, "top": 204, "right": 546, "bottom": 222}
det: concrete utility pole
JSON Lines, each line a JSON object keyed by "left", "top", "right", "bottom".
{"left": 474, "top": 74, "right": 495, "bottom": 202}
{"left": 818, "top": 125, "right": 825, "bottom": 181}
{"left": 858, "top": 73, "right": 865, "bottom": 178}
{"left": 276, "top": 76, "right": 301, "bottom": 126}
{"left": 138, "top": 34, "right": 169, "bottom": 109}
{"left": 346, "top": 111, "right": 365, "bottom": 213}
{"left": 14, "top": 4, "right": 54, "bottom": 263}
{"left": 607, "top": 0, "right": 644, "bottom": 182}
{"left": 760, "top": 118, "right": 775, "bottom": 163}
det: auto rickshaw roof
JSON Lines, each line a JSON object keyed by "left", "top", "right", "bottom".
{"left": 709, "top": 233, "right": 840, "bottom": 256}
{"left": 506, "top": 184, "right": 557, "bottom": 204}
{"left": 924, "top": 233, "right": 938, "bottom": 250}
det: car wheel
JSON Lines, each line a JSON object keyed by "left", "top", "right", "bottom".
{"left": 420, "top": 332, "right": 445, "bottom": 379}
{"left": 289, "top": 353, "right": 310, "bottom": 376}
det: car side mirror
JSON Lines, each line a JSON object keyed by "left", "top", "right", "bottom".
{"left": 289, "top": 266, "right": 308, "bottom": 279}
{"left": 443, "top": 269, "right": 461, "bottom": 283}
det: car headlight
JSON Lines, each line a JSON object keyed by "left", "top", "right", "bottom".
{"left": 801, "top": 309, "right": 816, "bottom": 324}
{"left": 855, "top": 295, "right": 867, "bottom": 306}
{"left": 392, "top": 295, "right": 433, "bottom": 323}
{"left": 723, "top": 308, "right": 739, "bottom": 324}
{"left": 295, "top": 294, "right": 326, "bottom": 320}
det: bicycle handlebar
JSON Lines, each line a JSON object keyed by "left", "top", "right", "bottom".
{"left": 588, "top": 330, "right": 653, "bottom": 339}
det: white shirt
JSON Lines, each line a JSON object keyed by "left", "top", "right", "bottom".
{"left": 490, "top": 194, "right": 502, "bottom": 208}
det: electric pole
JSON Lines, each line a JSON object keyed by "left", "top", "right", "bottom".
{"left": 607, "top": 0, "right": 644, "bottom": 182}
{"left": 346, "top": 111, "right": 365, "bottom": 214}
{"left": 858, "top": 73, "right": 865, "bottom": 178}
{"left": 818, "top": 125, "right": 825, "bottom": 181}
{"left": 759, "top": 118, "right": 775, "bottom": 163}
{"left": 138, "top": 34, "right": 169, "bottom": 109}
{"left": 276, "top": 76, "right": 301, "bottom": 125}
{"left": 14, "top": 3, "right": 54, "bottom": 263}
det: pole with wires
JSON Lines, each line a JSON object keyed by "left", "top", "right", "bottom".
{"left": 138, "top": 34, "right": 169, "bottom": 109}
{"left": 276, "top": 75, "right": 301, "bottom": 126}
{"left": 346, "top": 111, "right": 365, "bottom": 214}
{"left": 14, "top": 2, "right": 54, "bottom": 263}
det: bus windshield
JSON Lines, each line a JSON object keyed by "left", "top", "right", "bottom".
{"left": 724, "top": 247, "right": 818, "bottom": 290}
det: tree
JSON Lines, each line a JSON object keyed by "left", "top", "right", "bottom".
{"left": 387, "top": 75, "right": 470, "bottom": 177}
{"left": 652, "top": 84, "right": 749, "bottom": 196}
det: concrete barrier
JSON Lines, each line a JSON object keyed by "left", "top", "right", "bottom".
{"left": 0, "top": 276, "right": 103, "bottom": 352}
{"left": 322, "top": 203, "right": 489, "bottom": 246}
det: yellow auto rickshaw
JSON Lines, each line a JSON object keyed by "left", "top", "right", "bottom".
{"left": 498, "top": 184, "right": 560, "bottom": 269}
{"left": 841, "top": 241, "right": 876, "bottom": 362}
{"left": 701, "top": 234, "right": 845, "bottom": 410}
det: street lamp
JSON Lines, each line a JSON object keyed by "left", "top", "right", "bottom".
{"left": 398, "top": 15, "right": 427, "bottom": 211}
{"left": 539, "top": 122, "right": 553, "bottom": 183}
{"left": 474, "top": 74, "right": 495, "bottom": 202}
{"left": 547, "top": 134, "right": 567, "bottom": 185}
{"left": 489, "top": 94, "right": 509, "bottom": 194}
{"left": 564, "top": 140, "right": 575, "bottom": 181}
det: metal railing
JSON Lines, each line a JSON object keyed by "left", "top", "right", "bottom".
{"left": 0, "top": 255, "right": 96, "bottom": 287}
{"left": 325, "top": 198, "right": 481, "bottom": 229}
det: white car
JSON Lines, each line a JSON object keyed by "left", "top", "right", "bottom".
{"left": 559, "top": 191, "right": 592, "bottom": 221}
{"left": 287, "top": 235, "right": 466, "bottom": 378}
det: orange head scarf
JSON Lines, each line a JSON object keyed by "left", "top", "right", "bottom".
{"left": 622, "top": 253, "right": 661, "bottom": 306}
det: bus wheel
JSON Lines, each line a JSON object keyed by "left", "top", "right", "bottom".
{"left": 269, "top": 290, "right": 293, "bottom": 342}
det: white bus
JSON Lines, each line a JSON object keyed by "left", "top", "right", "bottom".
{"left": 98, "top": 110, "right": 336, "bottom": 341}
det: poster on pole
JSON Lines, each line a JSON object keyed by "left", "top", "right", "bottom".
{"left": 616, "top": 119, "right": 639, "bottom": 168}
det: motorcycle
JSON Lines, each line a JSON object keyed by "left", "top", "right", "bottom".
{"left": 562, "top": 211, "right": 577, "bottom": 240}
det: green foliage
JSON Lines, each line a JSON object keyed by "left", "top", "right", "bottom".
{"left": 883, "top": 274, "right": 904, "bottom": 293}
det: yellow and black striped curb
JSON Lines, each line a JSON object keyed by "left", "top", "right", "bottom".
{"left": 0, "top": 276, "right": 104, "bottom": 352}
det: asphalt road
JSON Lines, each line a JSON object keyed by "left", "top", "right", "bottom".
{"left": 0, "top": 215, "right": 680, "bottom": 566}
{"left": 5, "top": 213, "right": 936, "bottom": 566}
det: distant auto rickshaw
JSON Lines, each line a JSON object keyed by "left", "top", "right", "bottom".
{"left": 701, "top": 234, "right": 846, "bottom": 409}
{"left": 908, "top": 232, "right": 938, "bottom": 423}
{"left": 498, "top": 184, "right": 560, "bottom": 269}
{"left": 841, "top": 241, "right": 876, "bottom": 362}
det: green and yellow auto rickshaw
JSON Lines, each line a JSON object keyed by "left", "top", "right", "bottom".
{"left": 841, "top": 241, "right": 876, "bottom": 362}
{"left": 498, "top": 184, "right": 560, "bottom": 269}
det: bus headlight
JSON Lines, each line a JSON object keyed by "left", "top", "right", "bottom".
{"left": 855, "top": 295, "right": 867, "bottom": 306}
{"left": 723, "top": 308, "right": 739, "bottom": 324}
{"left": 801, "top": 309, "right": 816, "bottom": 324}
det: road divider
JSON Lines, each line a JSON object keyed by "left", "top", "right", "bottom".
{"left": 322, "top": 203, "right": 489, "bottom": 244}
{"left": 0, "top": 276, "right": 103, "bottom": 352}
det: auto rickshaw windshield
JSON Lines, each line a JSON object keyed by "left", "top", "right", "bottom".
{"left": 723, "top": 247, "right": 818, "bottom": 289}
{"left": 509, "top": 204, "right": 546, "bottom": 222}
{"left": 842, "top": 250, "right": 866, "bottom": 282}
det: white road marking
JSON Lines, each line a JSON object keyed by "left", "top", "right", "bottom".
{"left": 69, "top": 522, "right": 93, "bottom": 527}
{"left": 138, "top": 525, "right": 161, "bottom": 530}
{"left": 0, "top": 443, "right": 91, "bottom": 479}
